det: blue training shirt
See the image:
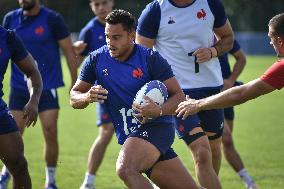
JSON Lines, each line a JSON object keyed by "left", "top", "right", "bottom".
{"left": 219, "top": 40, "right": 241, "bottom": 79}
{"left": 2, "top": 7, "right": 70, "bottom": 90}
{"left": 0, "top": 26, "right": 28, "bottom": 115}
{"left": 79, "top": 44, "right": 174, "bottom": 144}
{"left": 79, "top": 17, "right": 106, "bottom": 56}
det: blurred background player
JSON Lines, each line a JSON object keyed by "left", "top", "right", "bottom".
{"left": 0, "top": 25, "right": 42, "bottom": 189}
{"left": 219, "top": 40, "right": 258, "bottom": 189}
{"left": 72, "top": 0, "right": 114, "bottom": 189}
{"left": 1, "top": 0, "right": 77, "bottom": 188}
{"left": 176, "top": 13, "right": 284, "bottom": 137}
{"left": 136, "top": 0, "right": 234, "bottom": 188}
{"left": 71, "top": 9, "right": 201, "bottom": 189}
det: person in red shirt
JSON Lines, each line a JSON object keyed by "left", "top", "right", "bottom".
{"left": 176, "top": 13, "right": 284, "bottom": 118}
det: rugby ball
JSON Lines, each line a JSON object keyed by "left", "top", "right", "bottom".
{"left": 132, "top": 80, "right": 168, "bottom": 123}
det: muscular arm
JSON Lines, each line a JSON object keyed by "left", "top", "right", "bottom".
{"left": 200, "top": 79, "right": 275, "bottom": 110}
{"left": 70, "top": 80, "right": 92, "bottom": 109}
{"left": 228, "top": 49, "right": 246, "bottom": 82}
{"left": 213, "top": 20, "right": 234, "bottom": 56}
{"left": 135, "top": 34, "right": 155, "bottom": 49}
{"left": 223, "top": 49, "right": 247, "bottom": 90}
{"left": 59, "top": 36, "right": 78, "bottom": 86}
{"left": 176, "top": 79, "right": 276, "bottom": 119}
{"left": 161, "top": 77, "right": 185, "bottom": 115}
{"left": 15, "top": 54, "right": 43, "bottom": 126}
{"left": 70, "top": 80, "right": 108, "bottom": 109}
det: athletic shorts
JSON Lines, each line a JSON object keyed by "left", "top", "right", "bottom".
{"left": 9, "top": 88, "right": 59, "bottom": 112}
{"left": 0, "top": 111, "right": 19, "bottom": 135}
{"left": 128, "top": 122, "right": 177, "bottom": 177}
{"left": 175, "top": 88, "right": 224, "bottom": 139}
{"left": 96, "top": 103, "right": 112, "bottom": 126}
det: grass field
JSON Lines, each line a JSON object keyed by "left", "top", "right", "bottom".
{"left": 1, "top": 55, "right": 284, "bottom": 189}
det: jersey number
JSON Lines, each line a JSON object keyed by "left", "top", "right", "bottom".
{"left": 119, "top": 108, "right": 139, "bottom": 136}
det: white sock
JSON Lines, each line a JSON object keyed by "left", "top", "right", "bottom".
{"left": 1, "top": 166, "right": 9, "bottom": 176}
{"left": 45, "top": 167, "right": 56, "bottom": 184}
{"left": 82, "top": 172, "right": 95, "bottom": 186}
{"left": 238, "top": 168, "right": 255, "bottom": 186}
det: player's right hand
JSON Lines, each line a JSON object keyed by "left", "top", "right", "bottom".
{"left": 86, "top": 85, "right": 108, "bottom": 103}
{"left": 73, "top": 40, "right": 87, "bottom": 55}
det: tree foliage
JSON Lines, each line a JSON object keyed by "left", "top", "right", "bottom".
{"left": 1, "top": 0, "right": 283, "bottom": 32}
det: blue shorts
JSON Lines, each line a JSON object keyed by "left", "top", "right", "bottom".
{"left": 9, "top": 88, "right": 59, "bottom": 112}
{"left": 224, "top": 107, "right": 234, "bottom": 120}
{"left": 96, "top": 103, "right": 112, "bottom": 126}
{"left": 129, "top": 122, "right": 175, "bottom": 155}
{"left": 128, "top": 122, "right": 177, "bottom": 177}
{"left": 0, "top": 111, "right": 19, "bottom": 135}
{"left": 175, "top": 89, "right": 224, "bottom": 139}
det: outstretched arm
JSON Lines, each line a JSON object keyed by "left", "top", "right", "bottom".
{"left": 176, "top": 79, "right": 275, "bottom": 119}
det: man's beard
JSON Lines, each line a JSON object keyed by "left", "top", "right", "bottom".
{"left": 21, "top": 2, "right": 36, "bottom": 11}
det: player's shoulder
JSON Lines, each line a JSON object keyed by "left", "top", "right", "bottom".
{"left": 42, "top": 7, "right": 59, "bottom": 15}
{"left": 82, "top": 17, "right": 100, "bottom": 31}
{"left": 4, "top": 8, "right": 21, "bottom": 18}
{"left": 43, "top": 6, "right": 63, "bottom": 20}
{"left": 90, "top": 45, "right": 108, "bottom": 57}
{"left": 144, "top": 0, "right": 161, "bottom": 11}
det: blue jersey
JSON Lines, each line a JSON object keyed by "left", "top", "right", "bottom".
{"left": 79, "top": 17, "right": 106, "bottom": 56}
{"left": 0, "top": 26, "right": 28, "bottom": 115}
{"left": 2, "top": 7, "right": 70, "bottom": 90}
{"left": 79, "top": 44, "right": 174, "bottom": 144}
{"left": 219, "top": 40, "right": 241, "bottom": 79}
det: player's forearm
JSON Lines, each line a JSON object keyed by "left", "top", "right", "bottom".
{"left": 214, "top": 35, "right": 234, "bottom": 57}
{"left": 28, "top": 71, "right": 43, "bottom": 104}
{"left": 161, "top": 91, "right": 185, "bottom": 115}
{"left": 230, "top": 54, "right": 246, "bottom": 82}
{"left": 70, "top": 91, "right": 90, "bottom": 109}
{"left": 65, "top": 52, "right": 78, "bottom": 85}
{"left": 76, "top": 55, "right": 85, "bottom": 67}
{"left": 199, "top": 85, "right": 247, "bottom": 110}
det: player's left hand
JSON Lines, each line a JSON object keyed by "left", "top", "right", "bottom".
{"left": 193, "top": 48, "right": 212, "bottom": 63}
{"left": 23, "top": 100, "right": 39, "bottom": 127}
{"left": 176, "top": 96, "right": 202, "bottom": 120}
{"left": 132, "top": 96, "right": 161, "bottom": 124}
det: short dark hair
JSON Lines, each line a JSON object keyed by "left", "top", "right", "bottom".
{"left": 105, "top": 9, "right": 136, "bottom": 32}
{"left": 268, "top": 13, "right": 284, "bottom": 37}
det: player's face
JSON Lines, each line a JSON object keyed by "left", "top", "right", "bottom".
{"left": 268, "top": 26, "right": 284, "bottom": 57}
{"left": 18, "top": 0, "right": 37, "bottom": 11}
{"left": 90, "top": 0, "right": 113, "bottom": 20}
{"left": 105, "top": 23, "right": 135, "bottom": 61}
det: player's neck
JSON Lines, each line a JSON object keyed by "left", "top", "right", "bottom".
{"left": 172, "top": 0, "right": 194, "bottom": 6}
{"left": 97, "top": 17, "right": 106, "bottom": 26}
{"left": 117, "top": 43, "right": 135, "bottom": 62}
{"left": 23, "top": 4, "right": 41, "bottom": 16}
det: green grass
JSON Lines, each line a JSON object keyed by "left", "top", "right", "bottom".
{"left": 1, "top": 55, "right": 284, "bottom": 189}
